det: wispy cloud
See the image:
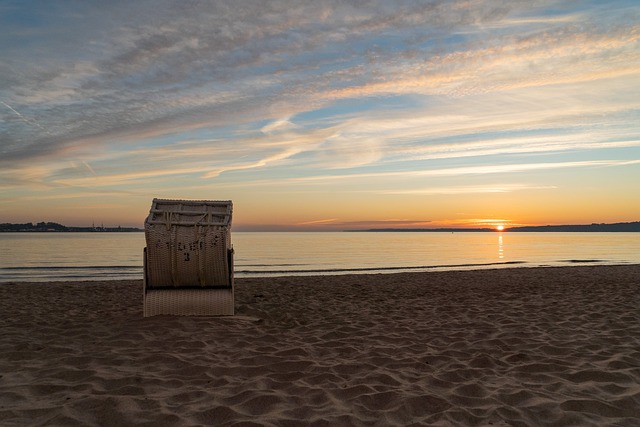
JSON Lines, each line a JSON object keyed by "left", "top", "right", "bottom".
{"left": 379, "top": 184, "right": 557, "bottom": 195}
{"left": 296, "top": 218, "right": 340, "bottom": 226}
{"left": 286, "top": 160, "right": 640, "bottom": 184}
{"left": 310, "top": 219, "right": 434, "bottom": 229}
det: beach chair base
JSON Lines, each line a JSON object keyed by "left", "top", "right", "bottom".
{"left": 143, "top": 288, "right": 234, "bottom": 317}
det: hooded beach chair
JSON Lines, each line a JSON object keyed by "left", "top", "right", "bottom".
{"left": 143, "top": 199, "right": 234, "bottom": 316}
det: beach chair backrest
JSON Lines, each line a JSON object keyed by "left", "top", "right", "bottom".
{"left": 145, "top": 199, "right": 233, "bottom": 288}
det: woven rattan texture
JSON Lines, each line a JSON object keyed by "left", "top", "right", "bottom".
{"left": 144, "top": 289, "right": 234, "bottom": 316}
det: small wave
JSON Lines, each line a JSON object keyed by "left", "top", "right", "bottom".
{"left": 0, "top": 265, "right": 143, "bottom": 282}
{"left": 236, "top": 263, "right": 312, "bottom": 268}
{"left": 1, "top": 265, "right": 141, "bottom": 271}
{"left": 560, "top": 259, "right": 604, "bottom": 264}
{"left": 235, "top": 261, "right": 526, "bottom": 275}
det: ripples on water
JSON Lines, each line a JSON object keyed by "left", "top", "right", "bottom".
{"left": 1, "top": 232, "right": 638, "bottom": 282}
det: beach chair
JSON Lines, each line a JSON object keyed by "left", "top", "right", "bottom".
{"left": 143, "top": 199, "right": 234, "bottom": 316}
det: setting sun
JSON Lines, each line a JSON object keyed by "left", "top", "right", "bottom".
{"left": 496, "top": 225, "right": 505, "bottom": 231}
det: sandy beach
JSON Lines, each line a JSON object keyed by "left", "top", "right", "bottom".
{"left": 1, "top": 265, "right": 639, "bottom": 426}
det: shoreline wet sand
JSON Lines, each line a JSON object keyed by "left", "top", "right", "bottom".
{"left": 1, "top": 265, "right": 639, "bottom": 426}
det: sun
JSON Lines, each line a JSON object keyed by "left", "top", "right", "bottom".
{"left": 496, "top": 225, "right": 505, "bottom": 231}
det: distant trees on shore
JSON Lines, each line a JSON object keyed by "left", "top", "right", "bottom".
{"left": 0, "top": 222, "right": 143, "bottom": 232}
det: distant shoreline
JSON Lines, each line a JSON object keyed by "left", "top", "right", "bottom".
{"left": 0, "top": 222, "right": 143, "bottom": 232}
{"left": 346, "top": 221, "right": 640, "bottom": 232}
{"left": 2, "top": 220, "right": 639, "bottom": 233}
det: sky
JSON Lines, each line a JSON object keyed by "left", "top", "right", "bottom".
{"left": 1, "top": 0, "right": 639, "bottom": 231}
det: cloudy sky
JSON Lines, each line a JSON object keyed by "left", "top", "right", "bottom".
{"left": 1, "top": 0, "right": 639, "bottom": 230}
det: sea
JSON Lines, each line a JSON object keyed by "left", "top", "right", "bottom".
{"left": 0, "top": 232, "right": 639, "bottom": 282}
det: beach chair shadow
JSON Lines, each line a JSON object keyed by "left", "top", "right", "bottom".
{"left": 143, "top": 199, "right": 234, "bottom": 316}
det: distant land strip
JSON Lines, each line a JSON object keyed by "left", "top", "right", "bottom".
{"left": 346, "top": 221, "right": 640, "bottom": 232}
{"left": 0, "top": 222, "right": 143, "bottom": 232}
{"left": 2, "top": 221, "right": 640, "bottom": 233}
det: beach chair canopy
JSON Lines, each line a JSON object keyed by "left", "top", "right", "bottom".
{"left": 143, "top": 198, "right": 234, "bottom": 316}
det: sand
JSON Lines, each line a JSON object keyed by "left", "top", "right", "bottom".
{"left": 0, "top": 265, "right": 639, "bottom": 426}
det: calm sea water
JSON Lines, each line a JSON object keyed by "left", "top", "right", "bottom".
{"left": 0, "top": 232, "right": 639, "bottom": 282}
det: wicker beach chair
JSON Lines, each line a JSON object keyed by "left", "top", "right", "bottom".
{"left": 143, "top": 199, "right": 234, "bottom": 316}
